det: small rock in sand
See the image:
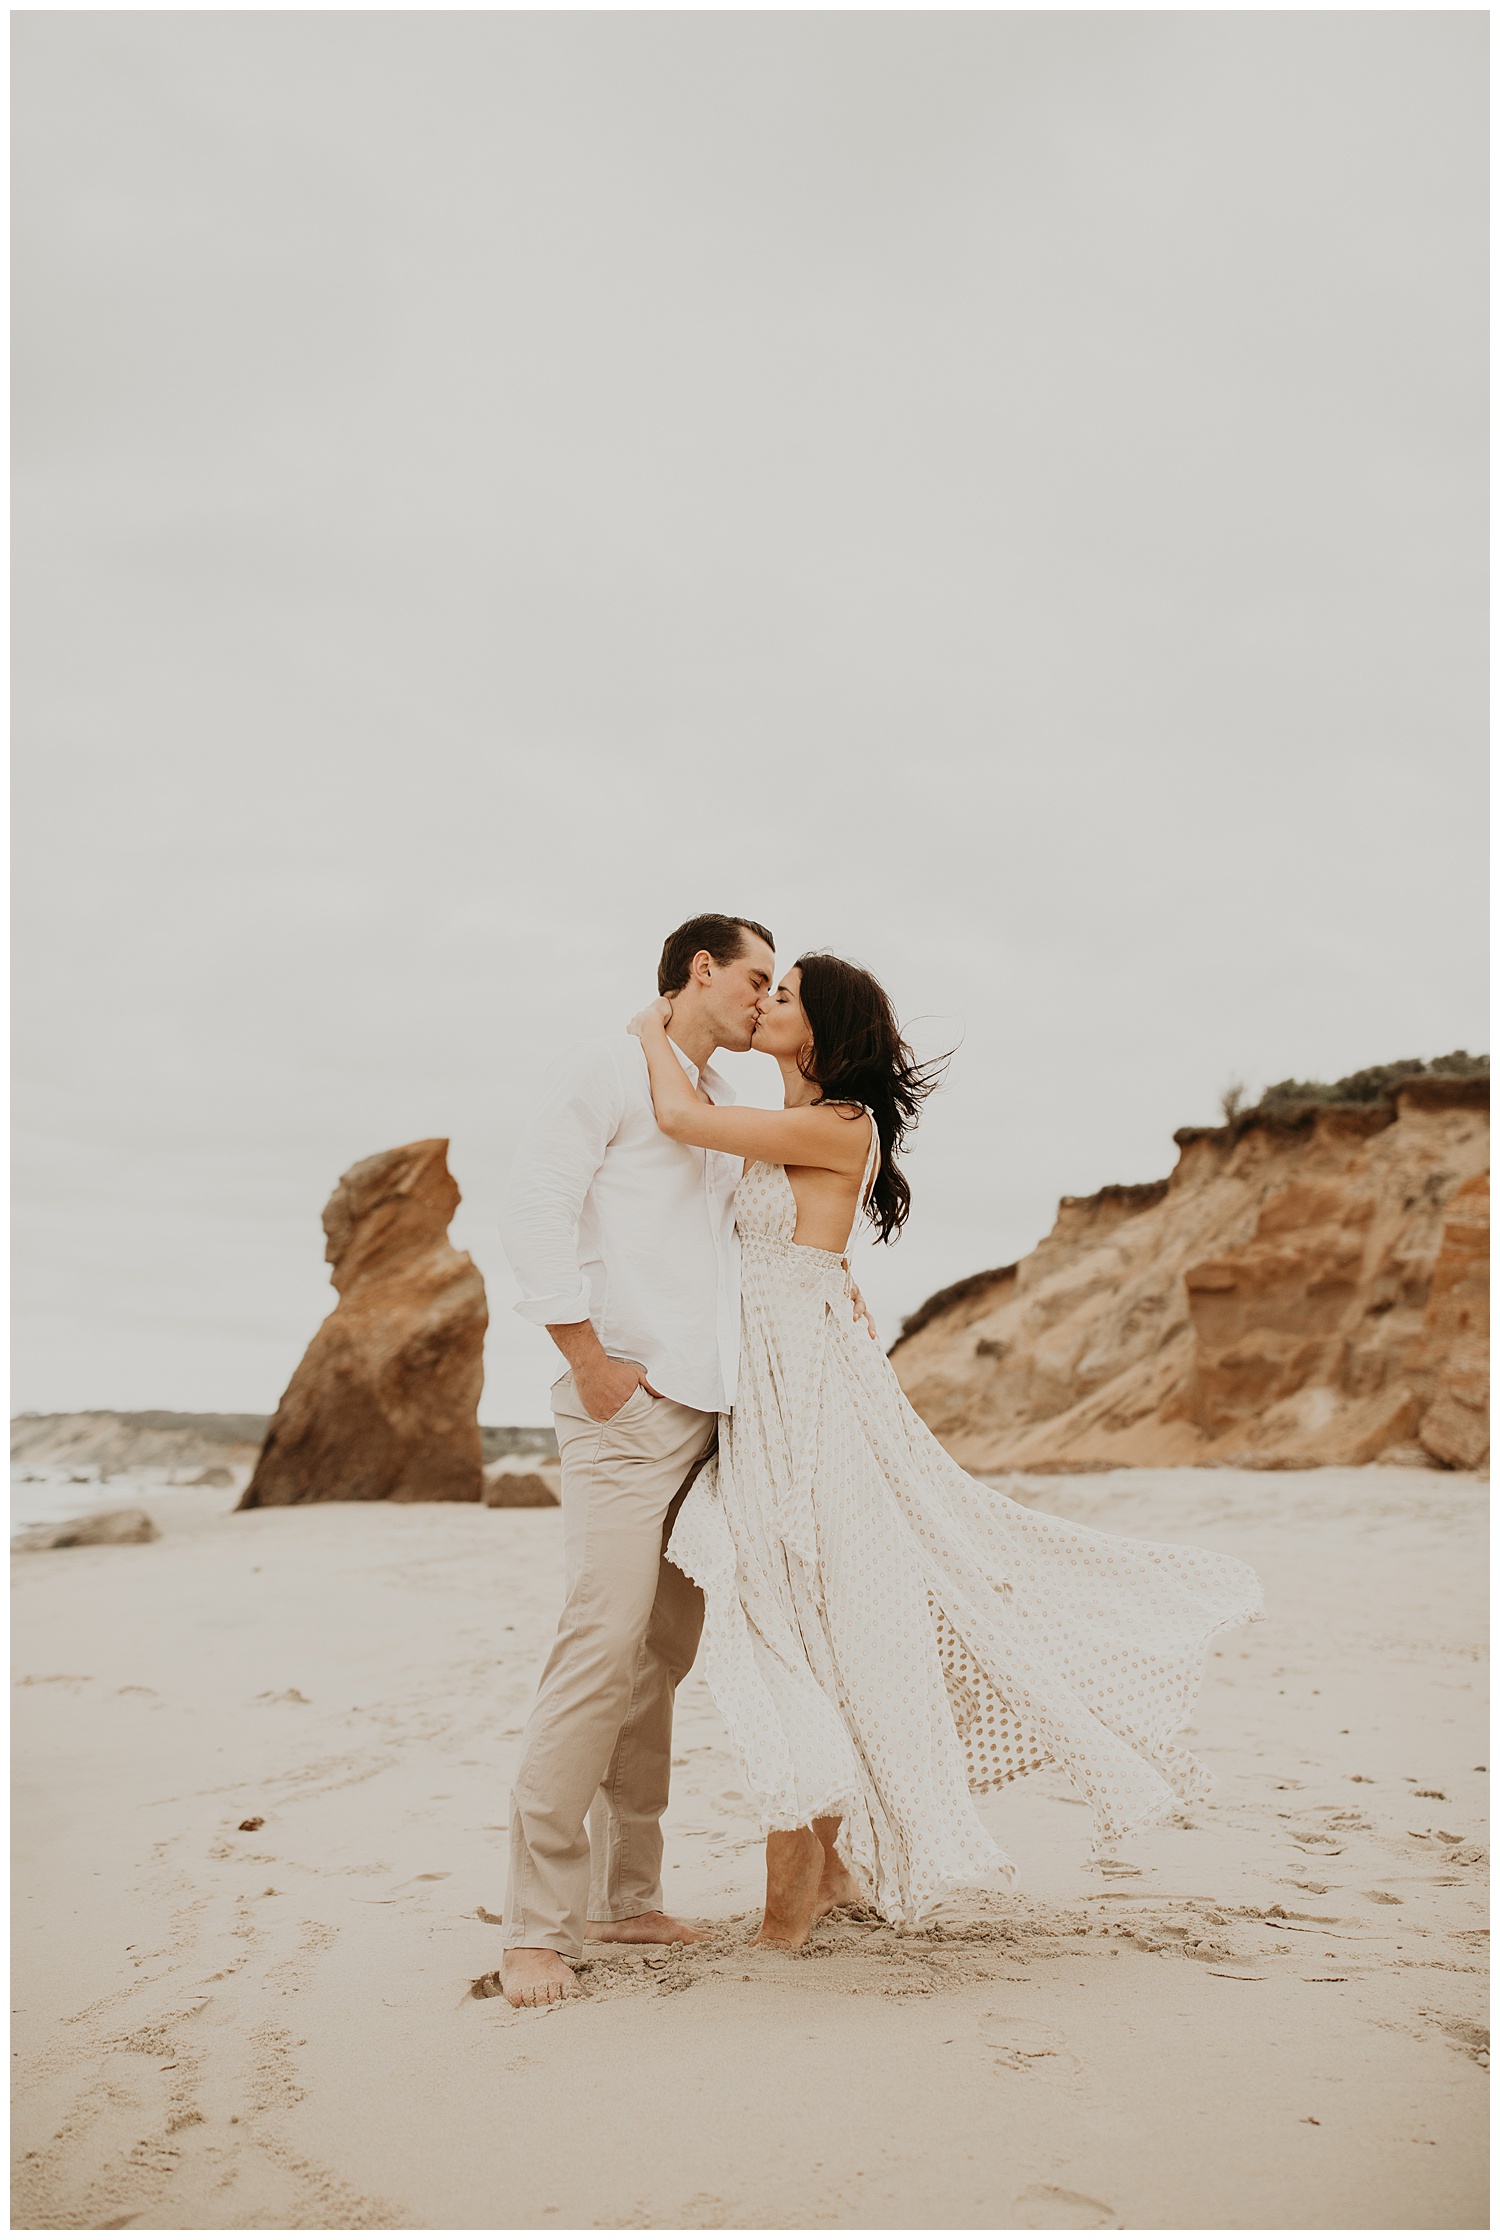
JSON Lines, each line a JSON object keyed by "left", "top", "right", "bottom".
{"left": 482, "top": 1460, "right": 561, "bottom": 1508}
{"left": 13, "top": 1508, "right": 160, "bottom": 1551}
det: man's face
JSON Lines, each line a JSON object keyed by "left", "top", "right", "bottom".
{"left": 700, "top": 934, "right": 775, "bottom": 1053}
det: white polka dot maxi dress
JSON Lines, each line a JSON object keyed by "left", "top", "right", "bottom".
{"left": 667, "top": 1137, "right": 1264, "bottom": 1927}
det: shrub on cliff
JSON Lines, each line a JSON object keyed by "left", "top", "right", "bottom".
{"left": 1257, "top": 1051, "right": 1488, "bottom": 1117}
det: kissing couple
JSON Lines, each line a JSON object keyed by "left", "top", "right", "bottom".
{"left": 496, "top": 913, "right": 1261, "bottom": 2006}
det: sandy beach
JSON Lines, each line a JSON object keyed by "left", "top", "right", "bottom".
{"left": 11, "top": 1465, "right": 1487, "bottom": 2231}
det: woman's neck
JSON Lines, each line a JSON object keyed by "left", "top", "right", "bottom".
{"left": 777, "top": 1056, "right": 820, "bottom": 1110}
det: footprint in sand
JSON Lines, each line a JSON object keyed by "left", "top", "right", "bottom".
{"left": 980, "top": 2018, "right": 1085, "bottom": 2090}
{"left": 1422, "top": 2014, "right": 1489, "bottom": 2068}
{"left": 1013, "top": 2182, "right": 1119, "bottom": 2229}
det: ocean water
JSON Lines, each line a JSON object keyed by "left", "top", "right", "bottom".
{"left": 9, "top": 1467, "right": 233, "bottom": 1539}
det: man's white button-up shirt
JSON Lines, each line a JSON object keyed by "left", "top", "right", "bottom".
{"left": 499, "top": 1035, "right": 741, "bottom": 1414}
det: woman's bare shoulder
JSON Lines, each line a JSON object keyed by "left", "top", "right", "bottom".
{"left": 818, "top": 1099, "right": 869, "bottom": 1123}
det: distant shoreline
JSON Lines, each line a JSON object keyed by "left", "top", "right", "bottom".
{"left": 10, "top": 1410, "right": 558, "bottom": 1466}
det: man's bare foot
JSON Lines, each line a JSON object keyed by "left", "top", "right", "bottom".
{"left": 585, "top": 1910, "right": 710, "bottom": 1946}
{"left": 500, "top": 1947, "right": 581, "bottom": 2008}
{"left": 755, "top": 1826, "right": 825, "bottom": 1949}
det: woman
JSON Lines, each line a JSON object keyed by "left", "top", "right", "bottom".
{"left": 629, "top": 955, "right": 1262, "bottom": 1949}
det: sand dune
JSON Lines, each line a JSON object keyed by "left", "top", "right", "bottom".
{"left": 11, "top": 1467, "right": 1487, "bottom": 2229}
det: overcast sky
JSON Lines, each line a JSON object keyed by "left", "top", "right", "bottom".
{"left": 14, "top": 11, "right": 1487, "bottom": 1425}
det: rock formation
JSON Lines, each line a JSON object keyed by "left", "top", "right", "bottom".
{"left": 891, "top": 1067, "right": 1488, "bottom": 1473}
{"left": 1402, "top": 1171, "right": 1489, "bottom": 1470}
{"left": 239, "top": 1139, "right": 488, "bottom": 1507}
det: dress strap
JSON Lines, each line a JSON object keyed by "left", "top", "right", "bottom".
{"left": 854, "top": 1106, "right": 880, "bottom": 1216}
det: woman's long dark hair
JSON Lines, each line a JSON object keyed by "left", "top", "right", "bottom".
{"left": 792, "top": 952, "right": 948, "bottom": 1244}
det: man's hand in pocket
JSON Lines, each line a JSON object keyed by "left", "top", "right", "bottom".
{"left": 545, "top": 1320, "right": 664, "bottom": 1423}
{"left": 575, "top": 1356, "right": 656, "bottom": 1424}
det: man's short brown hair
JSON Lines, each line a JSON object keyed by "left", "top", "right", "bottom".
{"left": 657, "top": 913, "right": 776, "bottom": 997}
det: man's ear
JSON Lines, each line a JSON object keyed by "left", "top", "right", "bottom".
{"left": 689, "top": 949, "right": 715, "bottom": 988}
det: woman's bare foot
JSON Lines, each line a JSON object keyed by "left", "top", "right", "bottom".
{"left": 811, "top": 1816, "right": 865, "bottom": 1919}
{"left": 500, "top": 1947, "right": 580, "bottom": 2008}
{"left": 755, "top": 1827, "right": 825, "bottom": 1948}
{"left": 584, "top": 1911, "right": 709, "bottom": 1946}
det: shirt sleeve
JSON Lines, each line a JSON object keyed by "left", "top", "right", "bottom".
{"left": 498, "top": 1042, "right": 624, "bottom": 1327}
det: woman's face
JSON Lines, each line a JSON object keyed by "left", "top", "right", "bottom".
{"left": 753, "top": 966, "right": 814, "bottom": 1064}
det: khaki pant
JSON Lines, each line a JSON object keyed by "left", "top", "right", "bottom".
{"left": 502, "top": 1372, "right": 718, "bottom": 1961}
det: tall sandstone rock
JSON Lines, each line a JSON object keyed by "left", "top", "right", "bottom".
{"left": 891, "top": 1076, "right": 1488, "bottom": 1473}
{"left": 239, "top": 1139, "right": 488, "bottom": 1508}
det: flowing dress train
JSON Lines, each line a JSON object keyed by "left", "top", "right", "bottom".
{"left": 667, "top": 1140, "right": 1264, "bottom": 1925}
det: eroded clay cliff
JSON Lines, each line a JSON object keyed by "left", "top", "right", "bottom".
{"left": 891, "top": 1072, "right": 1488, "bottom": 1473}
{"left": 239, "top": 1139, "right": 488, "bottom": 1507}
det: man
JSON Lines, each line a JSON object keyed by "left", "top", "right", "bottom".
{"left": 496, "top": 912, "right": 776, "bottom": 2007}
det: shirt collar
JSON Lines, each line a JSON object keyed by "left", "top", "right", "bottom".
{"left": 667, "top": 1036, "right": 737, "bottom": 1108}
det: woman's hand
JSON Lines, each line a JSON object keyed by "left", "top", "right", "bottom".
{"left": 842, "top": 1260, "right": 880, "bottom": 1343}
{"left": 627, "top": 996, "right": 674, "bottom": 1040}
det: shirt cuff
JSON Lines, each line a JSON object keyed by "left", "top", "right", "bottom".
{"left": 513, "top": 1283, "right": 591, "bottom": 1328}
